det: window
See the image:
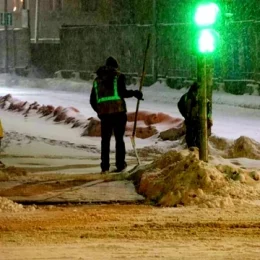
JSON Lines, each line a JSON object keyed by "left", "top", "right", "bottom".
{"left": 81, "top": 0, "right": 97, "bottom": 12}
{"left": 13, "top": 0, "right": 22, "bottom": 12}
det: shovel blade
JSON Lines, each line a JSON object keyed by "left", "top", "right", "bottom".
{"left": 130, "top": 136, "right": 141, "bottom": 165}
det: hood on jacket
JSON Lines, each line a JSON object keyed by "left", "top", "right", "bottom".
{"left": 105, "top": 56, "right": 119, "bottom": 68}
{"left": 188, "top": 82, "right": 199, "bottom": 93}
{"left": 95, "top": 57, "right": 119, "bottom": 81}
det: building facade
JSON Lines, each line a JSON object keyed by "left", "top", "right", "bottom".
{"left": 0, "top": 0, "right": 259, "bottom": 86}
{"left": 0, "top": 0, "right": 30, "bottom": 72}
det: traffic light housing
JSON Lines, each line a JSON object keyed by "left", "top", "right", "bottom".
{"left": 194, "top": 2, "right": 220, "bottom": 53}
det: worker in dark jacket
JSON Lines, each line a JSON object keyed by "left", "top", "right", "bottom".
{"left": 90, "top": 56, "right": 143, "bottom": 173}
{"left": 178, "top": 82, "right": 212, "bottom": 148}
{"left": 0, "top": 119, "right": 3, "bottom": 148}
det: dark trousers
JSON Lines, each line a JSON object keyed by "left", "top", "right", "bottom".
{"left": 100, "top": 113, "right": 127, "bottom": 171}
{"left": 185, "top": 120, "right": 200, "bottom": 148}
{"left": 185, "top": 119, "right": 212, "bottom": 148}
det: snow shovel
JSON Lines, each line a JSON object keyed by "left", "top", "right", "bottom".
{"left": 130, "top": 34, "right": 151, "bottom": 168}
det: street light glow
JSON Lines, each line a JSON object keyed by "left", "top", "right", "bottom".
{"left": 194, "top": 2, "right": 220, "bottom": 53}
{"left": 198, "top": 29, "right": 216, "bottom": 53}
{"left": 195, "top": 3, "right": 219, "bottom": 26}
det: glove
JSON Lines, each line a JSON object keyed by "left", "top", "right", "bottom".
{"left": 133, "top": 90, "right": 144, "bottom": 100}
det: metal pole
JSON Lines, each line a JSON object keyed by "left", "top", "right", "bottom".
{"left": 34, "top": 0, "right": 39, "bottom": 43}
{"left": 197, "top": 54, "right": 208, "bottom": 162}
{"left": 24, "top": 0, "right": 31, "bottom": 40}
{"left": 152, "top": 0, "right": 158, "bottom": 82}
{"left": 12, "top": 24, "right": 16, "bottom": 72}
{"left": 4, "top": 0, "right": 8, "bottom": 73}
{"left": 206, "top": 55, "right": 213, "bottom": 105}
{"left": 254, "top": 21, "right": 258, "bottom": 81}
{"left": 22, "top": 0, "right": 31, "bottom": 71}
{"left": 206, "top": 55, "right": 213, "bottom": 138}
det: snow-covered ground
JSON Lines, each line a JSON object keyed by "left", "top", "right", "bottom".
{"left": 1, "top": 73, "right": 260, "bottom": 143}
{"left": 0, "top": 73, "right": 260, "bottom": 183}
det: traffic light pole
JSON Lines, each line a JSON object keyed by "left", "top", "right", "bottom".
{"left": 34, "top": 0, "right": 39, "bottom": 44}
{"left": 206, "top": 56, "right": 213, "bottom": 104}
{"left": 152, "top": 0, "right": 158, "bottom": 82}
{"left": 194, "top": 1, "right": 220, "bottom": 162}
{"left": 206, "top": 55, "right": 213, "bottom": 137}
{"left": 4, "top": 0, "right": 8, "bottom": 73}
{"left": 197, "top": 54, "right": 208, "bottom": 162}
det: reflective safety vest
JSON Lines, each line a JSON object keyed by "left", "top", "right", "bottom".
{"left": 93, "top": 76, "right": 125, "bottom": 115}
{"left": 93, "top": 76, "right": 120, "bottom": 103}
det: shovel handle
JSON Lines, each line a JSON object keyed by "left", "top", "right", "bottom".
{"left": 132, "top": 34, "right": 151, "bottom": 138}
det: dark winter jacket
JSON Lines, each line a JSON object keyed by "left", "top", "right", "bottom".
{"left": 178, "top": 84, "right": 212, "bottom": 124}
{"left": 90, "top": 66, "right": 135, "bottom": 116}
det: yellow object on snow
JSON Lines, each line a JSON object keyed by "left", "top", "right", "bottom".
{"left": 0, "top": 119, "right": 3, "bottom": 138}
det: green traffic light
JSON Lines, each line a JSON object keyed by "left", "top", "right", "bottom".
{"left": 194, "top": 2, "right": 220, "bottom": 53}
{"left": 195, "top": 3, "right": 220, "bottom": 26}
{"left": 198, "top": 29, "right": 217, "bottom": 53}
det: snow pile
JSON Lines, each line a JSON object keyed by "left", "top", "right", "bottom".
{"left": 209, "top": 135, "right": 260, "bottom": 160}
{"left": 0, "top": 165, "right": 36, "bottom": 213}
{"left": 0, "top": 94, "right": 184, "bottom": 139}
{"left": 0, "top": 196, "right": 24, "bottom": 212}
{"left": 0, "top": 94, "right": 90, "bottom": 130}
{"left": 1, "top": 73, "right": 92, "bottom": 93}
{"left": 1, "top": 73, "right": 260, "bottom": 110}
{"left": 83, "top": 111, "right": 183, "bottom": 139}
{"left": 137, "top": 149, "right": 260, "bottom": 208}
{"left": 128, "top": 145, "right": 167, "bottom": 158}
{"left": 228, "top": 136, "right": 260, "bottom": 160}
{"left": 0, "top": 196, "right": 36, "bottom": 213}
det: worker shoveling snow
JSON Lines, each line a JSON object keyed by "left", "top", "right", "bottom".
{"left": 135, "top": 147, "right": 260, "bottom": 208}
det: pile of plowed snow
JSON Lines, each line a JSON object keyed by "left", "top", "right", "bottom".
{"left": 0, "top": 94, "right": 184, "bottom": 139}
{"left": 0, "top": 167, "right": 36, "bottom": 212}
{"left": 0, "top": 195, "right": 36, "bottom": 213}
{"left": 137, "top": 149, "right": 260, "bottom": 208}
{"left": 0, "top": 196, "right": 24, "bottom": 212}
{"left": 210, "top": 135, "right": 260, "bottom": 160}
